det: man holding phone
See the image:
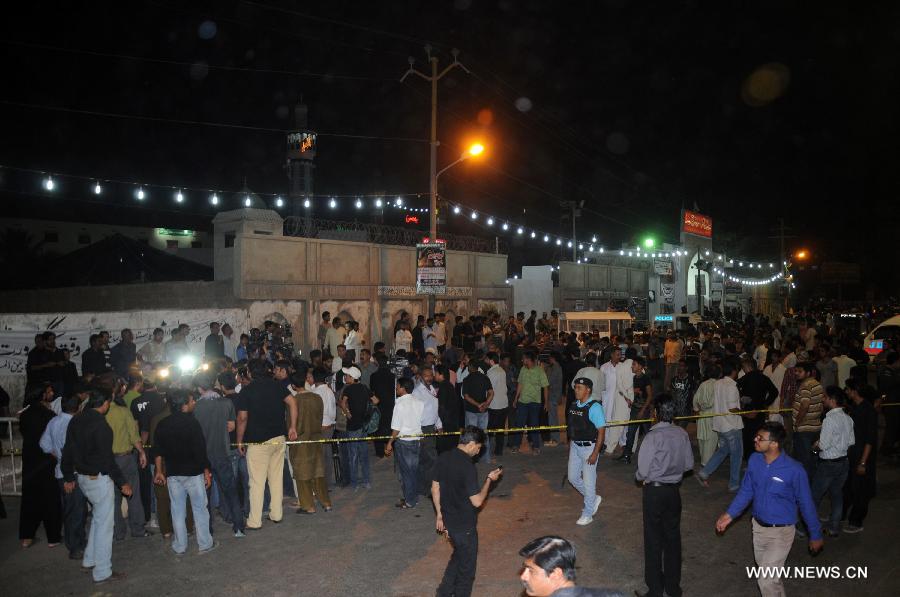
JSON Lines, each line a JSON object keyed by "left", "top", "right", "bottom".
{"left": 432, "top": 426, "right": 503, "bottom": 597}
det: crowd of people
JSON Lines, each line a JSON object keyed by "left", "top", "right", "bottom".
{"left": 5, "top": 304, "right": 898, "bottom": 594}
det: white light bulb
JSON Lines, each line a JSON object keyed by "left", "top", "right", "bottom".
{"left": 329, "top": 198, "right": 337, "bottom": 208}
{"left": 599, "top": 247, "right": 604, "bottom": 253}
{"left": 589, "top": 245, "right": 594, "bottom": 252}
{"left": 513, "top": 274, "right": 518, "bottom": 279}
{"left": 470, "top": 211, "right": 478, "bottom": 220}
{"left": 375, "top": 198, "right": 383, "bottom": 207}
{"left": 211, "top": 193, "right": 219, "bottom": 205}
{"left": 566, "top": 241, "right": 572, "bottom": 248}
{"left": 628, "top": 251, "right": 633, "bottom": 257}
{"left": 769, "top": 263, "right": 774, "bottom": 268}
{"left": 396, "top": 197, "right": 403, "bottom": 206}
{"left": 94, "top": 182, "right": 102, "bottom": 194}
{"left": 530, "top": 231, "right": 536, "bottom": 238}
{"left": 275, "top": 197, "right": 284, "bottom": 208}
{"left": 620, "top": 250, "right": 624, "bottom": 255}
{"left": 44, "top": 176, "right": 55, "bottom": 191}
{"left": 303, "top": 198, "right": 311, "bottom": 208}
{"left": 175, "top": 190, "right": 184, "bottom": 203}
{"left": 739, "top": 262, "right": 743, "bottom": 266}
{"left": 502, "top": 222, "right": 509, "bottom": 231}
{"left": 705, "top": 250, "right": 710, "bottom": 256}
{"left": 516, "top": 227, "right": 523, "bottom": 235}
{"left": 591, "top": 236, "right": 597, "bottom": 243}
{"left": 486, "top": 217, "right": 494, "bottom": 226}
{"left": 244, "top": 196, "right": 251, "bottom": 207}
{"left": 578, "top": 243, "right": 583, "bottom": 250}
{"left": 355, "top": 199, "right": 362, "bottom": 209}
{"left": 452, "top": 206, "right": 461, "bottom": 214}
{"left": 137, "top": 187, "right": 145, "bottom": 200}
{"left": 555, "top": 239, "right": 561, "bottom": 246}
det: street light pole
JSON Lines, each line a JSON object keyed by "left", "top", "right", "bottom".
{"left": 401, "top": 46, "right": 471, "bottom": 316}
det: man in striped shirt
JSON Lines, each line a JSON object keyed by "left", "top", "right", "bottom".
{"left": 791, "top": 362, "right": 824, "bottom": 477}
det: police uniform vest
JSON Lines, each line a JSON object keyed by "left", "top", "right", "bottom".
{"left": 567, "top": 400, "right": 599, "bottom": 442}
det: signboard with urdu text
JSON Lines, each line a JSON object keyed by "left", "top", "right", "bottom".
{"left": 653, "top": 260, "right": 673, "bottom": 276}
{"left": 682, "top": 209, "right": 713, "bottom": 238}
{"left": 416, "top": 242, "right": 447, "bottom": 295}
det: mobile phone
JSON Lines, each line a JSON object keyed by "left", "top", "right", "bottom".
{"left": 497, "top": 465, "right": 503, "bottom": 470}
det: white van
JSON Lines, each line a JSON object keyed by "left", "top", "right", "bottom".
{"left": 863, "top": 314, "right": 900, "bottom": 360}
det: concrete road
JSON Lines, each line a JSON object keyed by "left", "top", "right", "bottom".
{"left": 1, "top": 439, "right": 898, "bottom": 596}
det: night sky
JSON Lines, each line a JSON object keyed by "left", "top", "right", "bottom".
{"left": 2, "top": 1, "right": 897, "bottom": 295}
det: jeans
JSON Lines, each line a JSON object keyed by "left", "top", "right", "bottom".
{"left": 436, "top": 526, "right": 478, "bottom": 597}
{"left": 513, "top": 402, "right": 543, "bottom": 450}
{"left": 700, "top": 429, "right": 743, "bottom": 490}
{"left": 394, "top": 440, "right": 420, "bottom": 507}
{"left": 167, "top": 475, "right": 213, "bottom": 554}
{"left": 58, "top": 479, "right": 87, "bottom": 555}
{"left": 793, "top": 431, "right": 818, "bottom": 478}
{"left": 347, "top": 428, "right": 371, "bottom": 487}
{"left": 810, "top": 458, "right": 848, "bottom": 534}
{"left": 334, "top": 429, "right": 352, "bottom": 487}
{"left": 487, "top": 408, "right": 508, "bottom": 457}
{"left": 624, "top": 405, "right": 650, "bottom": 457}
{"left": 208, "top": 456, "right": 244, "bottom": 534}
{"left": 79, "top": 474, "right": 115, "bottom": 582}
{"left": 547, "top": 399, "right": 561, "bottom": 442}
{"left": 567, "top": 442, "right": 599, "bottom": 518}
{"left": 113, "top": 453, "right": 145, "bottom": 538}
{"left": 465, "top": 411, "right": 489, "bottom": 459}
{"left": 229, "top": 449, "right": 250, "bottom": 519}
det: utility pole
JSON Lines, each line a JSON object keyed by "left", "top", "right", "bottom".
{"left": 769, "top": 219, "right": 796, "bottom": 312}
{"left": 559, "top": 200, "right": 581, "bottom": 262}
{"left": 401, "top": 46, "right": 470, "bottom": 317}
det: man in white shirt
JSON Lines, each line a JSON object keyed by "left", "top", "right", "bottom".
{"left": 809, "top": 388, "right": 855, "bottom": 537}
{"left": 697, "top": 360, "right": 744, "bottom": 491}
{"left": 599, "top": 348, "right": 620, "bottom": 431}
{"left": 434, "top": 313, "right": 448, "bottom": 354}
{"left": 752, "top": 338, "right": 769, "bottom": 372}
{"left": 805, "top": 322, "right": 817, "bottom": 352}
{"left": 771, "top": 323, "right": 783, "bottom": 351}
{"left": 424, "top": 318, "right": 439, "bottom": 355}
{"left": 610, "top": 353, "right": 635, "bottom": 454}
{"left": 571, "top": 353, "right": 605, "bottom": 404}
{"left": 221, "top": 324, "right": 238, "bottom": 362}
{"left": 311, "top": 367, "right": 337, "bottom": 487}
{"left": 414, "top": 368, "right": 443, "bottom": 495}
{"left": 832, "top": 349, "right": 856, "bottom": 389}
{"left": 138, "top": 328, "right": 167, "bottom": 364}
{"left": 485, "top": 352, "right": 508, "bottom": 461}
{"left": 762, "top": 350, "right": 787, "bottom": 423}
{"left": 325, "top": 317, "right": 348, "bottom": 360}
{"left": 385, "top": 378, "right": 424, "bottom": 508}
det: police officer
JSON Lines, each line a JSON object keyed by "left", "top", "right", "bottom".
{"left": 566, "top": 377, "right": 606, "bottom": 526}
{"left": 634, "top": 393, "right": 694, "bottom": 597}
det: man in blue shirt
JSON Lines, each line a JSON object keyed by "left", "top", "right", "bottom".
{"left": 715, "top": 422, "right": 823, "bottom": 597}
{"left": 566, "top": 377, "right": 606, "bottom": 526}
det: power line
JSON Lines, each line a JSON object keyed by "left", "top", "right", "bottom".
{"left": 1, "top": 39, "right": 398, "bottom": 81}
{"left": 0, "top": 100, "right": 429, "bottom": 143}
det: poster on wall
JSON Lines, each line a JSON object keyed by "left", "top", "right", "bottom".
{"left": 725, "top": 280, "right": 743, "bottom": 294}
{"left": 653, "top": 260, "right": 673, "bottom": 276}
{"left": 416, "top": 241, "right": 447, "bottom": 295}
{"left": 660, "top": 283, "right": 676, "bottom": 304}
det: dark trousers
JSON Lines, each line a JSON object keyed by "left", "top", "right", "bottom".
{"left": 58, "top": 478, "right": 87, "bottom": 555}
{"left": 19, "top": 467, "right": 61, "bottom": 542}
{"left": 742, "top": 415, "right": 765, "bottom": 461}
{"left": 334, "top": 430, "right": 352, "bottom": 486}
{"left": 642, "top": 485, "right": 682, "bottom": 597}
{"left": 623, "top": 405, "right": 649, "bottom": 457}
{"left": 842, "top": 466, "right": 873, "bottom": 527}
{"left": 505, "top": 403, "right": 518, "bottom": 447}
{"left": 138, "top": 460, "right": 152, "bottom": 522}
{"left": 437, "top": 526, "right": 478, "bottom": 597}
{"left": 417, "top": 425, "right": 438, "bottom": 495}
{"left": 792, "top": 431, "right": 818, "bottom": 479}
{"left": 488, "top": 407, "right": 508, "bottom": 456}
{"left": 207, "top": 456, "right": 245, "bottom": 534}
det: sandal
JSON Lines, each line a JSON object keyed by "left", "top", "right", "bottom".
{"left": 20, "top": 539, "right": 34, "bottom": 549}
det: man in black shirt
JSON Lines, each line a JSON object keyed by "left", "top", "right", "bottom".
{"left": 432, "top": 426, "right": 503, "bottom": 597}
{"left": 462, "top": 361, "right": 493, "bottom": 441}
{"left": 620, "top": 357, "right": 654, "bottom": 465}
{"left": 110, "top": 329, "right": 137, "bottom": 377}
{"left": 204, "top": 322, "right": 225, "bottom": 360}
{"left": 81, "top": 334, "right": 111, "bottom": 377}
{"left": 61, "top": 389, "right": 133, "bottom": 585}
{"left": 236, "top": 360, "right": 298, "bottom": 529}
{"left": 843, "top": 382, "right": 878, "bottom": 533}
{"left": 339, "top": 366, "right": 376, "bottom": 489}
{"left": 369, "top": 354, "right": 396, "bottom": 458}
{"left": 153, "top": 389, "right": 217, "bottom": 555}
{"left": 737, "top": 358, "right": 779, "bottom": 459}
{"left": 435, "top": 365, "right": 460, "bottom": 454}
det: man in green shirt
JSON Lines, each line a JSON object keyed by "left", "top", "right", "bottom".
{"left": 513, "top": 351, "right": 549, "bottom": 454}
{"left": 105, "top": 385, "right": 150, "bottom": 540}
{"left": 122, "top": 376, "right": 143, "bottom": 409}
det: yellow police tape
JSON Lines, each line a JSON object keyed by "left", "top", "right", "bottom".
{"left": 235, "top": 406, "right": 796, "bottom": 447}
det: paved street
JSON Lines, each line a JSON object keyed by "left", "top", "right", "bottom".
{"left": 1, "top": 435, "right": 898, "bottom": 597}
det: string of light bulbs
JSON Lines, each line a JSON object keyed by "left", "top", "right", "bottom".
{"left": 6, "top": 164, "right": 788, "bottom": 285}
{"left": 444, "top": 198, "right": 787, "bottom": 284}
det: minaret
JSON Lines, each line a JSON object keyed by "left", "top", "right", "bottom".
{"left": 285, "top": 101, "right": 316, "bottom": 216}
